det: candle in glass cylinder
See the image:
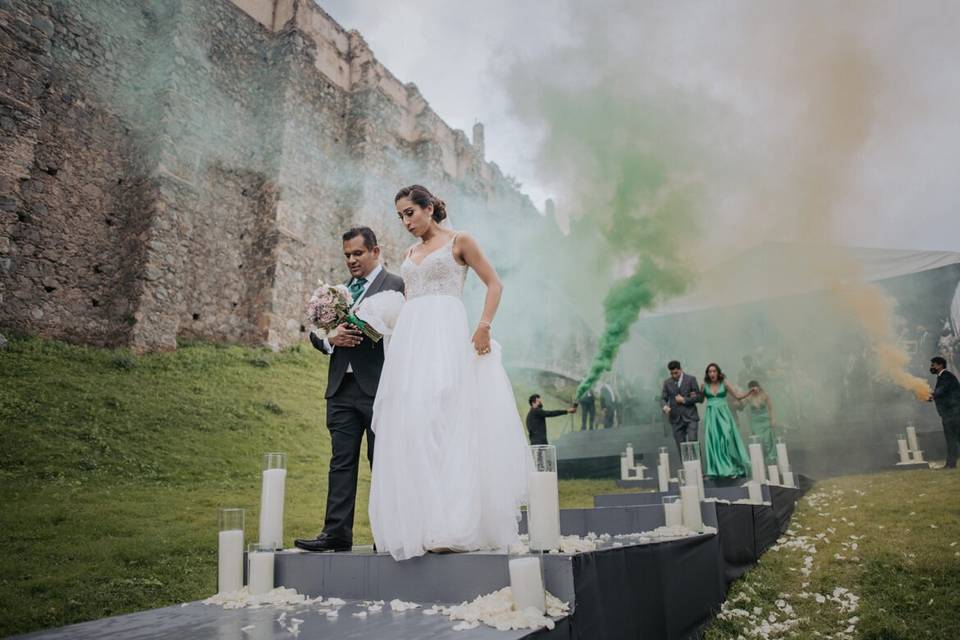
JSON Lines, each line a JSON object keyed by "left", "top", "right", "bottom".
{"left": 776, "top": 438, "right": 790, "bottom": 474}
{"left": 747, "top": 481, "right": 763, "bottom": 504}
{"left": 748, "top": 437, "right": 766, "bottom": 483}
{"left": 508, "top": 557, "right": 546, "bottom": 614}
{"left": 782, "top": 471, "right": 795, "bottom": 488}
{"left": 911, "top": 449, "right": 925, "bottom": 462}
{"left": 620, "top": 455, "right": 630, "bottom": 480}
{"left": 247, "top": 543, "right": 276, "bottom": 596}
{"left": 906, "top": 425, "right": 919, "bottom": 452}
{"left": 897, "top": 435, "right": 910, "bottom": 464}
{"left": 767, "top": 464, "right": 781, "bottom": 486}
{"left": 680, "top": 484, "right": 703, "bottom": 532}
{"left": 218, "top": 508, "right": 244, "bottom": 595}
{"left": 528, "top": 446, "right": 561, "bottom": 552}
{"left": 657, "top": 463, "right": 670, "bottom": 492}
{"left": 259, "top": 453, "right": 287, "bottom": 549}
{"left": 663, "top": 496, "right": 683, "bottom": 527}
{"left": 658, "top": 447, "right": 670, "bottom": 475}
{"left": 625, "top": 443, "right": 634, "bottom": 467}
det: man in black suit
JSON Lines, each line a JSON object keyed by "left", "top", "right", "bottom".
{"left": 929, "top": 356, "right": 960, "bottom": 469}
{"left": 580, "top": 389, "right": 596, "bottom": 431}
{"left": 661, "top": 360, "right": 704, "bottom": 456}
{"left": 295, "top": 227, "right": 405, "bottom": 552}
{"left": 526, "top": 394, "right": 577, "bottom": 445}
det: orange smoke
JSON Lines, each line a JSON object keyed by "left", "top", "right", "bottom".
{"left": 832, "top": 278, "right": 932, "bottom": 401}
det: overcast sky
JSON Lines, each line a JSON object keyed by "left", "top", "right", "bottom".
{"left": 319, "top": 1, "right": 960, "bottom": 253}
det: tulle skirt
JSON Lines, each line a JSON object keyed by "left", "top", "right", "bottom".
{"left": 368, "top": 294, "right": 530, "bottom": 561}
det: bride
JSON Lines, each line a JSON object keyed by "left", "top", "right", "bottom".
{"left": 368, "top": 184, "right": 531, "bottom": 561}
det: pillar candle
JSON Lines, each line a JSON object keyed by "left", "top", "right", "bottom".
{"left": 696, "top": 465, "right": 705, "bottom": 501}
{"left": 527, "top": 471, "right": 561, "bottom": 551}
{"left": 897, "top": 437, "right": 910, "bottom": 464}
{"left": 657, "top": 464, "right": 670, "bottom": 492}
{"left": 767, "top": 464, "right": 781, "bottom": 486}
{"left": 248, "top": 549, "right": 275, "bottom": 596}
{"left": 682, "top": 460, "right": 699, "bottom": 487}
{"left": 659, "top": 451, "right": 670, "bottom": 473}
{"left": 782, "top": 471, "right": 795, "bottom": 488}
{"left": 749, "top": 443, "right": 766, "bottom": 483}
{"left": 911, "top": 449, "right": 925, "bottom": 463}
{"left": 259, "top": 468, "right": 287, "bottom": 548}
{"left": 680, "top": 484, "right": 703, "bottom": 532}
{"left": 776, "top": 441, "right": 790, "bottom": 474}
{"left": 747, "top": 481, "right": 763, "bottom": 504}
{"left": 625, "top": 444, "right": 634, "bottom": 467}
{"left": 663, "top": 500, "right": 683, "bottom": 527}
{"left": 509, "top": 557, "right": 546, "bottom": 614}
{"left": 906, "top": 426, "right": 919, "bottom": 452}
{"left": 620, "top": 455, "right": 630, "bottom": 480}
{"left": 217, "top": 530, "right": 244, "bottom": 594}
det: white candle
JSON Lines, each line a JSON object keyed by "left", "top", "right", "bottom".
{"left": 747, "top": 481, "right": 763, "bottom": 504}
{"left": 767, "top": 464, "right": 781, "bottom": 486}
{"left": 906, "top": 426, "right": 919, "bottom": 452}
{"left": 625, "top": 444, "right": 634, "bottom": 467}
{"left": 657, "top": 464, "right": 670, "bottom": 492}
{"left": 682, "top": 460, "right": 699, "bottom": 487}
{"left": 259, "top": 468, "right": 287, "bottom": 548}
{"left": 527, "top": 471, "right": 561, "bottom": 551}
{"left": 659, "top": 451, "right": 670, "bottom": 473}
{"left": 749, "top": 443, "right": 766, "bottom": 483}
{"left": 620, "top": 455, "right": 630, "bottom": 480}
{"left": 897, "top": 437, "right": 910, "bottom": 464}
{"left": 508, "top": 557, "right": 546, "bottom": 613}
{"left": 248, "top": 550, "right": 275, "bottom": 596}
{"left": 663, "top": 500, "right": 683, "bottom": 527}
{"left": 776, "top": 442, "right": 790, "bottom": 474}
{"left": 635, "top": 465, "right": 647, "bottom": 480}
{"left": 218, "top": 530, "right": 244, "bottom": 594}
{"left": 782, "top": 471, "right": 795, "bottom": 488}
{"left": 911, "top": 449, "right": 925, "bottom": 462}
{"left": 696, "top": 465, "right": 705, "bottom": 500}
{"left": 680, "top": 484, "right": 703, "bottom": 532}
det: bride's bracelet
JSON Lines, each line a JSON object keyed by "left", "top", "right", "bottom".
{"left": 478, "top": 320, "right": 492, "bottom": 330}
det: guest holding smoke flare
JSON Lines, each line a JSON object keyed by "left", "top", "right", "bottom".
{"left": 929, "top": 356, "right": 960, "bottom": 470}
{"left": 701, "top": 363, "right": 754, "bottom": 478}
{"left": 744, "top": 380, "right": 777, "bottom": 463}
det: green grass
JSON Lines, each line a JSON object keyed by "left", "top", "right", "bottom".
{"left": 704, "top": 470, "right": 960, "bottom": 640}
{"left": 0, "top": 335, "right": 616, "bottom": 637}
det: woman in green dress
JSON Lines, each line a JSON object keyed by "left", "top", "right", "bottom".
{"left": 702, "top": 363, "right": 754, "bottom": 478}
{"left": 745, "top": 380, "right": 777, "bottom": 463}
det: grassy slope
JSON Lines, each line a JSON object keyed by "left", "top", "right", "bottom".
{"left": 0, "top": 336, "right": 617, "bottom": 636}
{"left": 705, "top": 470, "right": 960, "bottom": 640}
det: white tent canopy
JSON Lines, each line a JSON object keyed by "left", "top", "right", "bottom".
{"left": 646, "top": 242, "right": 960, "bottom": 318}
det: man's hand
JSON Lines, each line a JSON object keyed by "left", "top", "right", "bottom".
{"left": 568, "top": 406, "right": 577, "bottom": 414}
{"left": 675, "top": 394, "right": 685, "bottom": 404}
{"left": 329, "top": 323, "right": 363, "bottom": 348}
{"left": 662, "top": 405, "right": 671, "bottom": 415}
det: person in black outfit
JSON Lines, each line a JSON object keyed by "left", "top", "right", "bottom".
{"left": 295, "top": 227, "right": 404, "bottom": 553}
{"left": 580, "top": 389, "right": 596, "bottom": 431}
{"left": 526, "top": 394, "right": 577, "bottom": 445}
{"left": 929, "top": 356, "right": 960, "bottom": 469}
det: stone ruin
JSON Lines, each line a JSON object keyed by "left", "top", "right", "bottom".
{"left": 0, "top": 0, "right": 542, "bottom": 352}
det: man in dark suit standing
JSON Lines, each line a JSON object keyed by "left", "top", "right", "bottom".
{"left": 295, "top": 227, "right": 404, "bottom": 552}
{"left": 929, "top": 356, "right": 960, "bottom": 470}
{"left": 580, "top": 389, "right": 596, "bottom": 431}
{"left": 526, "top": 394, "right": 577, "bottom": 445}
{"left": 661, "top": 360, "right": 704, "bottom": 456}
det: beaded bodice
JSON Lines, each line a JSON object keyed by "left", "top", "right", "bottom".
{"left": 401, "top": 236, "right": 467, "bottom": 300}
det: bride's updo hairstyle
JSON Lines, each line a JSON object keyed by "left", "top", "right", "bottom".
{"left": 395, "top": 184, "right": 447, "bottom": 223}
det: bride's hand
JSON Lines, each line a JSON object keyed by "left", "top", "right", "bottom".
{"left": 472, "top": 324, "right": 492, "bottom": 356}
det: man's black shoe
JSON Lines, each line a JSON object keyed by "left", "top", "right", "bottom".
{"left": 294, "top": 534, "right": 351, "bottom": 552}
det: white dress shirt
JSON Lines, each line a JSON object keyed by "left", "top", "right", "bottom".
{"left": 323, "top": 264, "right": 382, "bottom": 371}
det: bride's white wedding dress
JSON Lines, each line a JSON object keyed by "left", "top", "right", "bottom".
{"left": 368, "top": 234, "right": 531, "bottom": 561}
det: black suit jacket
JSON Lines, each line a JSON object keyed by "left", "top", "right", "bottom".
{"left": 309, "top": 268, "right": 405, "bottom": 399}
{"left": 661, "top": 374, "right": 703, "bottom": 424}
{"left": 932, "top": 370, "right": 960, "bottom": 418}
{"left": 526, "top": 407, "right": 568, "bottom": 445}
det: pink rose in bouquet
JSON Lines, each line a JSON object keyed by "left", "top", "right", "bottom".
{"left": 306, "top": 282, "right": 383, "bottom": 342}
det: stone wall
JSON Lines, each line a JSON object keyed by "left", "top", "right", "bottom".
{"left": 0, "top": 0, "right": 545, "bottom": 352}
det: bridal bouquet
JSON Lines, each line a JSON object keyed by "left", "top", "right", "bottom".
{"left": 306, "top": 282, "right": 383, "bottom": 343}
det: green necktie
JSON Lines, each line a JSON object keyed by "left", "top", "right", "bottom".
{"left": 348, "top": 277, "right": 367, "bottom": 302}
